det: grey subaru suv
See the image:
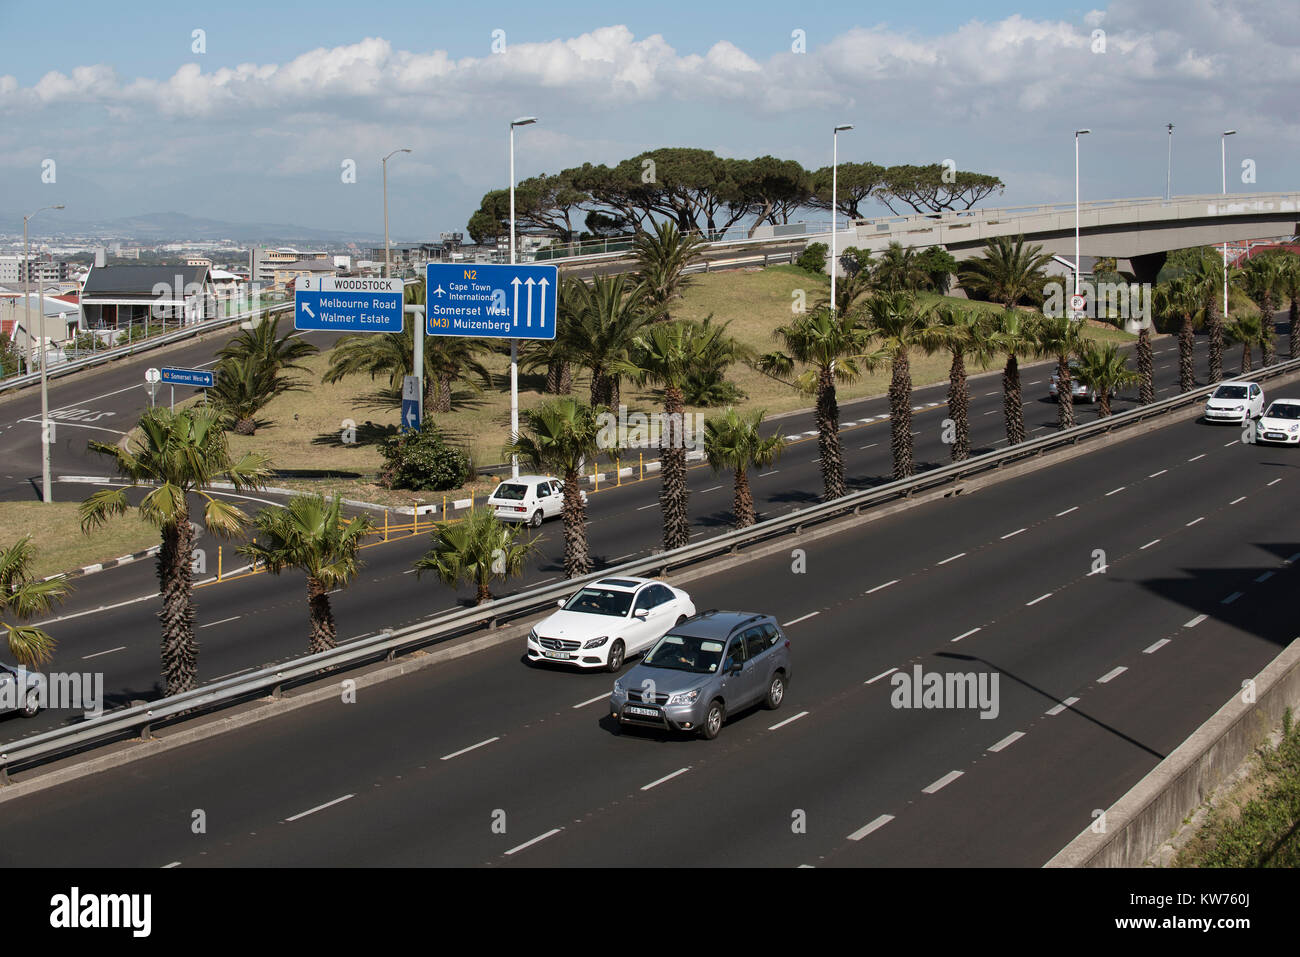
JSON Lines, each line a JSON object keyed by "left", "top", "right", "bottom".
{"left": 609, "top": 611, "right": 791, "bottom": 739}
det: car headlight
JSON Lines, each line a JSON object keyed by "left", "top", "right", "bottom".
{"left": 584, "top": 636, "right": 609, "bottom": 649}
{"left": 668, "top": 688, "right": 702, "bottom": 705}
{"left": 1289, "top": 425, "right": 1299, "bottom": 433}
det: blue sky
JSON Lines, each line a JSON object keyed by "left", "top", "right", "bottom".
{"left": 2, "top": 0, "right": 1296, "bottom": 240}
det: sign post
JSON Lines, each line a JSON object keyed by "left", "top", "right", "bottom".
{"left": 144, "top": 367, "right": 161, "bottom": 408}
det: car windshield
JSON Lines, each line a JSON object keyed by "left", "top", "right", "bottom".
{"left": 1266, "top": 404, "right": 1300, "bottom": 420}
{"left": 642, "top": 634, "right": 726, "bottom": 674}
{"left": 1213, "top": 386, "right": 1248, "bottom": 399}
{"left": 562, "top": 588, "right": 634, "bottom": 617}
{"left": 492, "top": 483, "right": 529, "bottom": 501}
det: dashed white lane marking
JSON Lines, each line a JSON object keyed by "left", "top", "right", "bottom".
{"left": 952, "top": 627, "right": 981, "bottom": 643}
{"left": 1106, "top": 486, "right": 1126, "bottom": 496}
{"left": 1028, "top": 380, "right": 1042, "bottom": 385}
{"left": 984, "top": 391, "right": 998, "bottom": 396}
{"left": 983, "top": 410, "right": 997, "bottom": 415}
{"left": 1268, "top": 478, "right": 1283, "bottom": 487}
{"left": 1026, "top": 592, "right": 1053, "bottom": 606}
{"left": 641, "top": 767, "right": 690, "bottom": 791}
{"left": 611, "top": 553, "right": 637, "bottom": 563}
{"left": 988, "top": 731, "right": 1025, "bottom": 753}
{"left": 1230, "top": 496, "right": 1246, "bottom": 505}
{"left": 505, "top": 828, "right": 563, "bottom": 856}
{"left": 768, "top": 711, "right": 809, "bottom": 731}
{"left": 847, "top": 814, "right": 895, "bottom": 841}
{"left": 1141, "top": 539, "right": 1161, "bottom": 549}
{"left": 1188, "top": 453, "right": 1206, "bottom": 462}
{"left": 938, "top": 552, "right": 966, "bottom": 565}
{"left": 782, "top": 612, "right": 820, "bottom": 627}
{"left": 403, "top": 568, "right": 417, "bottom": 574}
{"left": 1185, "top": 614, "right": 1208, "bottom": 628}
{"left": 699, "top": 485, "right": 723, "bottom": 493}
{"left": 866, "top": 579, "right": 899, "bottom": 594}
{"left": 31, "top": 592, "right": 155, "bottom": 628}
{"left": 1186, "top": 516, "right": 1204, "bottom": 527}
{"left": 1001, "top": 528, "right": 1026, "bottom": 539}
{"left": 922, "top": 770, "right": 964, "bottom": 794}
{"left": 636, "top": 503, "right": 658, "bottom": 510}
{"left": 440, "top": 737, "right": 501, "bottom": 761}
{"left": 1057, "top": 506, "right": 1078, "bottom": 516}
{"left": 285, "top": 794, "right": 354, "bottom": 822}
{"left": 1045, "top": 697, "right": 1080, "bottom": 716}
{"left": 81, "top": 646, "right": 127, "bottom": 660}
{"left": 1255, "top": 571, "right": 1275, "bottom": 583}
{"left": 866, "top": 667, "right": 898, "bottom": 685}
{"left": 200, "top": 616, "right": 241, "bottom": 629}
{"left": 162, "top": 861, "right": 181, "bottom": 868}
{"left": 1149, "top": 469, "right": 1168, "bottom": 477}
{"left": 859, "top": 442, "right": 878, "bottom": 449}
{"left": 1221, "top": 591, "right": 1244, "bottom": 605}
{"left": 1224, "top": 440, "right": 1238, "bottom": 448}
{"left": 1144, "top": 639, "right": 1171, "bottom": 654}
{"left": 1098, "top": 666, "right": 1127, "bottom": 684}
{"left": 574, "top": 693, "right": 609, "bottom": 709}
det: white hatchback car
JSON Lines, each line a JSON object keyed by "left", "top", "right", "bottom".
{"left": 1255, "top": 398, "right": 1300, "bottom": 444}
{"left": 526, "top": 577, "right": 697, "bottom": 672}
{"left": 1204, "top": 381, "right": 1264, "bottom": 424}
{"left": 487, "top": 475, "right": 586, "bottom": 528}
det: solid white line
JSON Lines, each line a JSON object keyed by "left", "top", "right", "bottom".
{"left": 440, "top": 737, "right": 501, "bottom": 761}
{"left": 1143, "top": 639, "right": 1170, "bottom": 654}
{"left": 31, "top": 592, "right": 155, "bottom": 628}
{"left": 847, "top": 814, "right": 894, "bottom": 841}
{"left": 1186, "top": 516, "right": 1204, "bottom": 526}
{"left": 1188, "top": 453, "right": 1206, "bottom": 462}
{"left": 1098, "top": 666, "right": 1128, "bottom": 684}
{"left": 1268, "top": 478, "right": 1283, "bottom": 486}
{"left": 782, "top": 611, "right": 820, "bottom": 627}
{"left": 1184, "top": 614, "right": 1207, "bottom": 628}
{"left": 573, "top": 694, "right": 609, "bottom": 709}
{"left": 1056, "top": 506, "right": 1078, "bottom": 516}
{"left": 642, "top": 767, "right": 690, "bottom": 791}
{"left": 1001, "top": 528, "right": 1026, "bottom": 539}
{"left": 865, "top": 667, "right": 898, "bottom": 685}
{"left": 1026, "top": 592, "right": 1053, "bottom": 606}
{"left": 19, "top": 417, "right": 123, "bottom": 435}
{"left": 1141, "top": 539, "right": 1161, "bottom": 550}
{"left": 922, "top": 770, "right": 963, "bottom": 794}
{"left": 938, "top": 552, "right": 966, "bottom": 565}
{"left": 951, "top": 627, "right": 981, "bottom": 643}
{"left": 199, "top": 616, "right": 241, "bottom": 629}
{"left": 1148, "top": 469, "right": 1168, "bottom": 478}
{"left": 1106, "top": 486, "right": 1126, "bottom": 496}
{"left": 505, "top": 828, "right": 563, "bottom": 856}
{"left": 768, "top": 711, "right": 809, "bottom": 731}
{"left": 988, "top": 731, "right": 1025, "bottom": 753}
{"left": 1221, "top": 591, "right": 1243, "bottom": 605}
{"left": 81, "top": 646, "right": 126, "bottom": 660}
{"left": 1255, "top": 571, "right": 1275, "bottom": 583}
{"left": 1045, "top": 696, "right": 1079, "bottom": 716}
{"left": 1230, "top": 496, "right": 1246, "bottom": 505}
{"left": 285, "top": 793, "right": 354, "bottom": 822}
{"left": 866, "top": 579, "right": 899, "bottom": 594}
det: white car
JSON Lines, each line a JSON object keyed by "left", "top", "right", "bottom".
{"left": 526, "top": 577, "right": 697, "bottom": 672}
{"left": 487, "top": 474, "right": 586, "bottom": 528}
{"left": 1204, "top": 381, "right": 1264, "bottom": 424}
{"left": 1255, "top": 398, "right": 1300, "bottom": 444}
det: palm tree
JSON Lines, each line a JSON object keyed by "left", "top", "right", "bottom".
{"left": 1278, "top": 253, "right": 1300, "bottom": 360}
{"left": 415, "top": 508, "right": 540, "bottom": 605}
{"left": 957, "top": 235, "right": 1054, "bottom": 308}
{"left": 209, "top": 353, "right": 301, "bottom": 435}
{"left": 1075, "top": 342, "right": 1140, "bottom": 416}
{"left": 929, "top": 304, "right": 993, "bottom": 461}
{"left": 988, "top": 310, "right": 1041, "bottom": 444}
{"left": 323, "top": 324, "right": 490, "bottom": 414}
{"left": 1226, "top": 315, "right": 1265, "bottom": 374}
{"left": 1036, "top": 316, "right": 1087, "bottom": 429}
{"left": 860, "top": 293, "right": 937, "bottom": 478}
{"left": 704, "top": 408, "right": 784, "bottom": 528}
{"left": 239, "top": 495, "right": 374, "bottom": 654}
{"left": 0, "top": 537, "right": 70, "bottom": 667}
{"left": 1245, "top": 255, "right": 1286, "bottom": 366}
{"left": 560, "top": 274, "right": 655, "bottom": 408}
{"left": 504, "top": 398, "right": 603, "bottom": 578}
{"left": 1135, "top": 320, "right": 1155, "bottom": 404}
{"left": 217, "top": 311, "right": 318, "bottom": 376}
{"left": 873, "top": 242, "right": 928, "bottom": 294}
{"left": 633, "top": 220, "right": 706, "bottom": 317}
{"left": 1189, "top": 250, "right": 1237, "bottom": 383}
{"left": 80, "top": 407, "right": 272, "bottom": 696}
{"left": 758, "top": 307, "right": 875, "bottom": 500}
{"left": 1155, "top": 276, "right": 1205, "bottom": 393}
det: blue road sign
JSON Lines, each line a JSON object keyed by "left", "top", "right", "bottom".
{"left": 425, "top": 263, "right": 557, "bottom": 340}
{"left": 294, "top": 276, "right": 404, "bottom": 333}
{"left": 160, "top": 367, "right": 214, "bottom": 388}
{"left": 401, "top": 398, "right": 421, "bottom": 432}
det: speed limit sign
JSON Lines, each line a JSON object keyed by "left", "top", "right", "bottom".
{"left": 1069, "top": 294, "right": 1086, "bottom": 312}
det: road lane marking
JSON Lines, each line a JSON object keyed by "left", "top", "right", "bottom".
{"left": 1221, "top": 591, "right": 1243, "bottom": 605}
{"left": 1148, "top": 469, "right": 1168, "bottom": 478}
{"left": 847, "top": 814, "right": 894, "bottom": 841}
{"left": 866, "top": 579, "right": 898, "bottom": 594}
{"left": 1268, "top": 478, "right": 1283, "bottom": 486}
{"left": 768, "top": 711, "right": 809, "bottom": 731}
{"left": 699, "top": 485, "right": 723, "bottom": 493}
{"left": 1045, "top": 697, "right": 1079, "bottom": 716}
{"left": 440, "top": 737, "right": 501, "bottom": 761}
{"left": 1255, "top": 571, "right": 1275, "bottom": 583}
{"left": 782, "top": 612, "right": 820, "bottom": 627}
{"left": 1000, "top": 528, "right": 1026, "bottom": 539}
{"left": 1098, "top": 666, "right": 1127, "bottom": 684}
{"left": 938, "top": 552, "right": 966, "bottom": 565}
{"left": 1056, "top": 506, "right": 1078, "bottom": 516}
{"left": 1141, "top": 539, "right": 1160, "bottom": 549}
{"left": 32, "top": 592, "right": 156, "bottom": 628}
{"left": 859, "top": 442, "right": 877, "bottom": 449}
{"left": 1188, "top": 454, "right": 1206, "bottom": 462}
{"left": 1224, "top": 440, "right": 1238, "bottom": 447}
{"left": 922, "top": 770, "right": 963, "bottom": 794}
{"left": 162, "top": 862, "right": 181, "bottom": 868}
{"left": 285, "top": 793, "right": 354, "bottom": 822}
{"left": 1186, "top": 516, "right": 1204, "bottom": 526}
{"left": 987, "top": 731, "right": 1025, "bottom": 753}
{"left": 951, "top": 627, "right": 981, "bottom": 643}
{"left": 1106, "top": 486, "right": 1126, "bottom": 496}
{"left": 200, "top": 616, "right": 241, "bottom": 629}
{"left": 1184, "top": 614, "right": 1207, "bottom": 628}
{"left": 573, "top": 694, "right": 609, "bottom": 709}
{"left": 642, "top": 767, "right": 690, "bottom": 791}
{"left": 1026, "top": 592, "right": 1053, "bottom": 606}
{"left": 636, "top": 503, "right": 658, "bottom": 510}
{"left": 1229, "top": 496, "right": 1246, "bottom": 505}
{"left": 865, "top": 668, "right": 898, "bottom": 685}
{"left": 505, "top": 828, "right": 563, "bottom": 856}
{"left": 1143, "top": 639, "right": 1170, "bottom": 654}
{"left": 81, "top": 646, "right": 126, "bottom": 660}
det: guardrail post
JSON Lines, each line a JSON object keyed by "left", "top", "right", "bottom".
{"left": 0, "top": 758, "right": 8, "bottom": 786}
{"left": 271, "top": 673, "right": 284, "bottom": 699}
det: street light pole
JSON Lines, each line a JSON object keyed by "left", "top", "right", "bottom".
{"left": 1221, "top": 130, "right": 1237, "bottom": 326}
{"left": 509, "top": 116, "right": 537, "bottom": 480}
{"left": 1074, "top": 129, "right": 1091, "bottom": 313}
{"left": 1165, "top": 123, "right": 1174, "bottom": 201}
{"left": 24, "top": 203, "right": 64, "bottom": 503}
{"left": 830, "top": 124, "right": 853, "bottom": 314}
{"left": 382, "top": 148, "right": 412, "bottom": 280}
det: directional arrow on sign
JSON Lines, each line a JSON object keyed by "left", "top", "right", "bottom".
{"left": 301, "top": 302, "right": 316, "bottom": 319}
{"left": 524, "top": 277, "right": 535, "bottom": 328}
{"left": 405, "top": 407, "right": 417, "bottom": 428}
{"left": 538, "top": 277, "right": 549, "bottom": 330}
{"left": 510, "top": 277, "right": 521, "bottom": 329}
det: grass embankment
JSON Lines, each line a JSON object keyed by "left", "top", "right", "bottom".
{"left": 0, "top": 502, "right": 158, "bottom": 580}
{"left": 1173, "top": 710, "right": 1300, "bottom": 867}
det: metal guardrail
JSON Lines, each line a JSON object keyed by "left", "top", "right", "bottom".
{"left": 5, "top": 355, "right": 1300, "bottom": 778}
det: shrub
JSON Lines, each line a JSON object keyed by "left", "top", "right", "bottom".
{"left": 916, "top": 246, "right": 959, "bottom": 293}
{"left": 378, "top": 424, "right": 474, "bottom": 491}
{"left": 796, "top": 242, "right": 829, "bottom": 275}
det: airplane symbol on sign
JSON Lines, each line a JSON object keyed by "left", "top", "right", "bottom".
{"left": 432, "top": 285, "right": 447, "bottom": 297}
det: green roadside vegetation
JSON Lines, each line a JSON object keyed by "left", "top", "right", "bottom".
{"left": 0, "top": 502, "right": 158, "bottom": 580}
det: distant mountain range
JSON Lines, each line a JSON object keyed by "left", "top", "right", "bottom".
{"left": 1, "top": 211, "right": 387, "bottom": 246}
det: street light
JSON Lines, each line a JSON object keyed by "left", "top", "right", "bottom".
{"left": 24, "top": 203, "right": 64, "bottom": 504}
{"left": 1165, "top": 123, "right": 1174, "bottom": 201}
{"left": 1074, "top": 129, "right": 1090, "bottom": 313}
{"left": 382, "top": 148, "right": 412, "bottom": 280}
{"left": 830, "top": 124, "right": 853, "bottom": 314}
{"left": 508, "top": 116, "right": 538, "bottom": 479}
{"left": 1221, "top": 130, "right": 1237, "bottom": 327}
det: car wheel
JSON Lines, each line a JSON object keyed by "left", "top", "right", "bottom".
{"left": 529, "top": 509, "right": 544, "bottom": 528}
{"left": 20, "top": 686, "right": 40, "bottom": 718}
{"left": 606, "top": 639, "right": 625, "bottom": 673}
{"left": 764, "top": 673, "right": 786, "bottom": 711}
{"left": 701, "top": 699, "right": 725, "bottom": 740}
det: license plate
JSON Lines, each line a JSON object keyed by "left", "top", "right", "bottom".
{"left": 624, "top": 705, "right": 659, "bottom": 717}
{"left": 1266, "top": 433, "right": 1286, "bottom": 440}
{"left": 544, "top": 650, "right": 571, "bottom": 660}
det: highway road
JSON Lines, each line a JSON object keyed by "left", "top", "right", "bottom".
{"left": 0, "top": 379, "right": 1293, "bottom": 866}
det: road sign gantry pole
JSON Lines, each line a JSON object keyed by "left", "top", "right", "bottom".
{"left": 509, "top": 116, "right": 537, "bottom": 479}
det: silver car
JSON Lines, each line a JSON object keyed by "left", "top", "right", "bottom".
{"left": 610, "top": 611, "right": 791, "bottom": 739}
